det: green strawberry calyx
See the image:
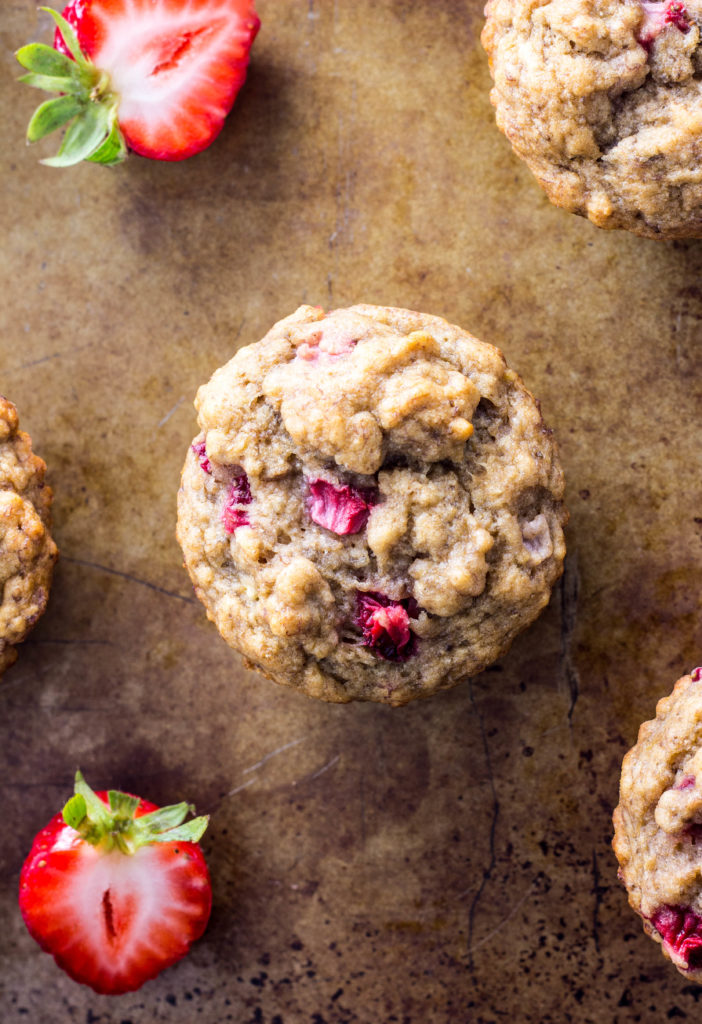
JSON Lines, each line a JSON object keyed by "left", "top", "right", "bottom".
{"left": 62, "top": 771, "right": 209, "bottom": 855}
{"left": 16, "top": 8, "right": 127, "bottom": 168}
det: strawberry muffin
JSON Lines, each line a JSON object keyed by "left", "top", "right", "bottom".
{"left": 614, "top": 668, "right": 702, "bottom": 979}
{"left": 176, "top": 305, "right": 567, "bottom": 705}
{"left": 482, "top": 0, "right": 702, "bottom": 238}
{"left": 0, "top": 397, "right": 57, "bottom": 675}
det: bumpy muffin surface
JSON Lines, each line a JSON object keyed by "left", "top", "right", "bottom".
{"left": 482, "top": 0, "right": 702, "bottom": 238}
{"left": 0, "top": 397, "right": 57, "bottom": 674}
{"left": 613, "top": 669, "right": 702, "bottom": 979}
{"left": 176, "top": 305, "right": 566, "bottom": 705}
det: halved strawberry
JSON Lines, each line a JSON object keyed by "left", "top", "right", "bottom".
{"left": 16, "top": 0, "right": 260, "bottom": 166}
{"left": 19, "top": 771, "right": 211, "bottom": 995}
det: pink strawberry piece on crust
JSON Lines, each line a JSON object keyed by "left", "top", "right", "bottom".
{"left": 307, "top": 478, "right": 377, "bottom": 535}
{"left": 221, "top": 472, "right": 252, "bottom": 533}
{"left": 651, "top": 905, "right": 702, "bottom": 970}
{"left": 638, "top": 0, "right": 691, "bottom": 49}
{"left": 675, "top": 775, "right": 697, "bottom": 790}
{"left": 356, "top": 592, "right": 419, "bottom": 661}
{"left": 692, "top": 666, "right": 702, "bottom": 682}
{"left": 296, "top": 321, "right": 359, "bottom": 361}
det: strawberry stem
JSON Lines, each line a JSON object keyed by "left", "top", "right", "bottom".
{"left": 16, "top": 8, "right": 127, "bottom": 167}
{"left": 41, "top": 7, "right": 84, "bottom": 64}
{"left": 62, "top": 771, "right": 209, "bottom": 854}
{"left": 62, "top": 792, "right": 88, "bottom": 830}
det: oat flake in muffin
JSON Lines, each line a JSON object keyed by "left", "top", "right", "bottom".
{"left": 0, "top": 397, "right": 57, "bottom": 675}
{"left": 613, "top": 668, "right": 702, "bottom": 979}
{"left": 176, "top": 304, "right": 567, "bottom": 705}
{"left": 482, "top": 0, "right": 702, "bottom": 238}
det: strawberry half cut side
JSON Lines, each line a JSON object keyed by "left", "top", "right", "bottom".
{"left": 19, "top": 771, "right": 211, "bottom": 995}
{"left": 16, "top": 0, "right": 260, "bottom": 166}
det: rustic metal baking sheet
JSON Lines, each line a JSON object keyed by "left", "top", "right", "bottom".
{"left": 2, "top": 1, "right": 702, "bottom": 1021}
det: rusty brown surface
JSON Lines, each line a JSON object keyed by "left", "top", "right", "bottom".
{"left": 2, "top": 1, "right": 702, "bottom": 1021}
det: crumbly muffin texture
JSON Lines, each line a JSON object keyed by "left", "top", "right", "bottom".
{"left": 0, "top": 397, "right": 57, "bottom": 674}
{"left": 177, "top": 305, "right": 567, "bottom": 705}
{"left": 482, "top": 0, "right": 702, "bottom": 238}
{"left": 613, "top": 669, "right": 702, "bottom": 979}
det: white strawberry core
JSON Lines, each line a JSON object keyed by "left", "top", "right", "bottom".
{"left": 98, "top": 19, "right": 219, "bottom": 103}
{"left": 89, "top": 3, "right": 252, "bottom": 133}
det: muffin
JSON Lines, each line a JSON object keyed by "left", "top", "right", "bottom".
{"left": 176, "top": 304, "right": 567, "bottom": 705}
{"left": 613, "top": 668, "right": 702, "bottom": 979}
{"left": 482, "top": 0, "right": 702, "bottom": 238}
{"left": 0, "top": 397, "right": 57, "bottom": 675}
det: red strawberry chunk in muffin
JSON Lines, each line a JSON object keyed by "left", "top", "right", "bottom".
{"left": 221, "top": 472, "right": 252, "bottom": 534}
{"left": 228, "top": 472, "right": 252, "bottom": 505}
{"left": 355, "top": 592, "right": 419, "bottom": 661}
{"left": 652, "top": 905, "right": 702, "bottom": 970}
{"left": 221, "top": 507, "right": 250, "bottom": 532}
{"left": 638, "top": 0, "right": 691, "bottom": 49}
{"left": 307, "top": 478, "right": 376, "bottom": 535}
{"left": 665, "top": 0, "right": 692, "bottom": 31}
{"left": 191, "top": 441, "right": 211, "bottom": 474}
